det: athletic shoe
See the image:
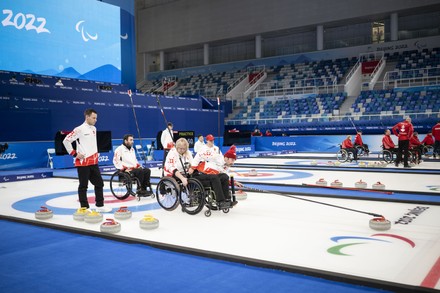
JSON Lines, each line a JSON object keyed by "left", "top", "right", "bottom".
{"left": 403, "top": 165, "right": 411, "bottom": 168}
{"left": 95, "top": 205, "right": 112, "bottom": 213}
{"left": 218, "top": 201, "right": 230, "bottom": 209}
{"left": 137, "top": 188, "right": 148, "bottom": 195}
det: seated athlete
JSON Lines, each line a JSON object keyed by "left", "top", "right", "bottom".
{"left": 341, "top": 135, "right": 358, "bottom": 161}
{"left": 382, "top": 129, "right": 398, "bottom": 153}
{"left": 113, "top": 134, "right": 152, "bottom": 195}
{"left": 409, "top": 132, "right": 423, "bottom": 163}
{"left": 163, "top": 137, "right": 193, "bottom": 186}
{"left": 189, "top": 145, "right": 241, "bottom": 209}
{"left": 354, "top": 130, "right": 369, "bottom": 155}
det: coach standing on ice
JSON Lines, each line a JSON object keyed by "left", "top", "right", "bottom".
{"left": 63, "top": 108, "right": 111, "bottom": 213}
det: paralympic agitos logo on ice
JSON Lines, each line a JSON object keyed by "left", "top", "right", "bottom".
{"left": 327, "top": 234, "right": 415, "bottom": 256}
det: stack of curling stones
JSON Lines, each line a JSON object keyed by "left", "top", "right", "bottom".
{"left": 139, "top": 214, "right": 159, "bottom": 230}
{"left": 84, "top": 209, "right": 103, "bottom": 223}
{"left": 248, "top": 169, "right": 258, "bottom": 176}
{"left": 35, "top": 206, "right": 53, "bottom": 220}
{"left": 354, "top": 180, "right": 367, "bottom": 189}
{"left": 235, "top": 189, "right": 247, "bottom": 200}
{"left": 372, "top": 181, "right": 386, "bottom": 190}
{"left": 114, "top": 206, "right": 132, "bottom": 220}
{"left": 315, "top": 178, "right": 327, "bottom": 186}
{"left": 330, "top": 180, "right": 343, "bottom": 187}
{"left": 369, "top": 216, "right": 391, "bottom": 231}
{"left": 310, "top": 160, "right": 318, "bottom": 166}
{"left": 73, "top": 207, "right": 89, "bottom": 221}
{"left": 100, "top": 218, "right": 121, "bottom": 233}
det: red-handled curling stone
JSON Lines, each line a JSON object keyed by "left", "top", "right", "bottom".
{"left": 100, "top": 218, "right": 121, "bottom": 233}
{"left": 315, "top": 178, "right": 327, "bottom": 186}
{"left": 114, "top": 206, "right": 132, "bottom": 220}
{"left": 369, "top": 216, "right": 391, "bottom": 231}
{"left": 330, "top": 180, "right": 343, "bottom": 187}
{"left": 355, "top": 180, "right": 367, "bottom": 189}
{"left": 35, "top": 206, "right": 53, "bottom": 220}
{"left": 235, "top": 189, "right": 247, "bottom": 200}
{"left": 372, "top": 181, "right": 386, "bottom": 190}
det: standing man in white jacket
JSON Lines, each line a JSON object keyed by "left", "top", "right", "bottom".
{"left": 160, "top": 122, "right": 174, "bottom": 175}
{"left": 63, "top": 109, "right": 111, "bottom": 212}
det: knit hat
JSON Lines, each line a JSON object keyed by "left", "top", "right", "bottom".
{"left": 224, "top": 145, "right": 237, "bottom": 160}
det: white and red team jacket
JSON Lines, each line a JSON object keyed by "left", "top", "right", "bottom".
{"left": 63, "top": 122, "right": 99, "bottom": 167}
{"left": 113, "top": 144, "right": 140, "bottom": 171}
{"left": 192, "top": 144, "right": 227, "bottom": 175}
{"left": 164, "top": 147, "right": 193, "bottom": 176}
{"left": 161, "top": 128, "right": 174, "bottom": 150}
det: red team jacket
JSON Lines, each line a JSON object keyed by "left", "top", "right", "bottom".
{"left": 354, "top": 134, "right": 363, "bottom": 145}
{"left": 342, "top": 138, "right": 353, "bottom": 148}
{"left": 382, "top": 135, "right": 395, "bottom": 149}
{"left": 392, "top": 121, "right": 414, "bottom": 141}
{"left": 421, "top": 134, "right": 434, "bottom": 145}
{"left": 432, "top": 123, "right": 440, "bottom": 141}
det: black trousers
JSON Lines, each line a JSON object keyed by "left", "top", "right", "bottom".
{"left": 76, "top": 164, "right": 104, "bottom": 208}
{"left": 396, "top": 139, "right": 410, "bottom": 166}
{"left": 130, "top": 167, "right": 151, "bottom": 189}
{"left": 162, "top": 149, "right": 170, "bottom": 176}
{"left": 344, "top": 147, "right": 358, "bottom": 160}
{"left": 434, "top": 141, "right": 440, "bottom": 157}
{"left": 192, "top": 172, "right": 230, "bottom": 202}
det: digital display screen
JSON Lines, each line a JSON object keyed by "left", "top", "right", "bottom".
{"left": 0, "top": 0, "right": 121, "bottom": 83}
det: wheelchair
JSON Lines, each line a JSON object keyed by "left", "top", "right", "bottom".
{"left": 156, "top": 175, "right": 234, "bottom": 217}
{"left": 378, "top": 146, "right": 396, "bottom": 164}
{"left": 109, "top": 170, "right": 154, "bottom": 201}
{"left": 336, "top": 144, "right": 356, "bottom": 163}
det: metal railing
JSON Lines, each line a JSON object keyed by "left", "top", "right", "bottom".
{"left": 383, "top": 67, "right": 440, "bottom": 89}
{"left": 225, "top": 111, "right": 440, "bottom": 126}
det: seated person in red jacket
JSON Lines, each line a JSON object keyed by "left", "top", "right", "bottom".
{"left": 382, "top": 129, "right": 398, "bottom": 153}
{"left": 421, "top": 131, "right": 435, "bottom": 146}
{"left": 410, "top": 132, "right": 423, "bottom": 162}
{"left": 265, "top": 130, "right": 273, "bottom": 136}
{"left": 341, "top": 135, "right": 358, "bottom": 161}
{"left": 354, "top": 130, "right": 369, "bottom": 155}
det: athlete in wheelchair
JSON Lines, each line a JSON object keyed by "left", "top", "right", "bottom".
{"left": 354, "top": 130, "right": 369, "bottom": 156}
{"left": 110, "top": 134, "right": 153, "bottom": 200}
{"left": 336, "top": 135, "right": 358, "bottom": 162}
{"left": 156, "top": 138, "right": 239, "bottom": 217}
{"left": 380, "top": 129, "right": 398, "bottom": 163}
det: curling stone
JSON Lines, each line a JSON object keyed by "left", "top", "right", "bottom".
{"left": 334, "top": 161, "right": 341, "bottom": 166}
{"left": 368, "top": 161, "right": 375, "bottom": 167}
{"left": 248, "top": 169, "right": 258, "bottom": 176}
{"left": 327, "top": 161, "right": 335, "bottom": 166}
{"left": 330, "top": 180, "right": 343, "bottom": 187}
{"left": 369, "top": 217, "right": 391, "bottom": 231}
{"left": 235, "top": 189, "right": 247, "bottom": 200}
{"left": 315, "top": 178, "right": 327, "bottom": 186}
{"left": 84, "top": 210, "right": 103, "bottom": 223}
{"left": 139, "top": 214, "right": 159, "bottom": 230}
{"left": 310, "top": 160, "right": 318, "bottom": 166}
{"left": 358, "top": 161, "right": 367, "bottom": 167}
{"left": 114, "top": 206, "right": 132, "bottom": 220}
{"left": 355, "top": 180, "right": 367, "bottom": 189}
{"left": 73, "top": 207, "right": 89, "bottom": 221}
{"left": 35, "top": 206, "right": 53, "bottom": 220}
{"left": 100, "top": 219, "right": 121, "bottom": 233}
{"left": 372, "top": 182, "right": 386, "bottom": 190}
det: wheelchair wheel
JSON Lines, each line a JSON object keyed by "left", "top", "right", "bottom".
{"left": 423, "top": 145, "right": 433, "bottom": 157}
{"left": 156, "top": 177, "right": 180, "bottom": 211}
{"left": 382, "top": 150, "right": 394, "bottom": 163}
{"left": 110, "top": 171, "right": 132, "bottom": 200}
{"left": 180, "top": 178, "right": 205, "bottom": 215}
{"left": 336, "top": 149, "right": 348, "bottom": 162}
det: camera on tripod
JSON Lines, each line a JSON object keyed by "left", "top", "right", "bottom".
{"left": 0, "top": 143, "right": 8, "bottom": 155}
